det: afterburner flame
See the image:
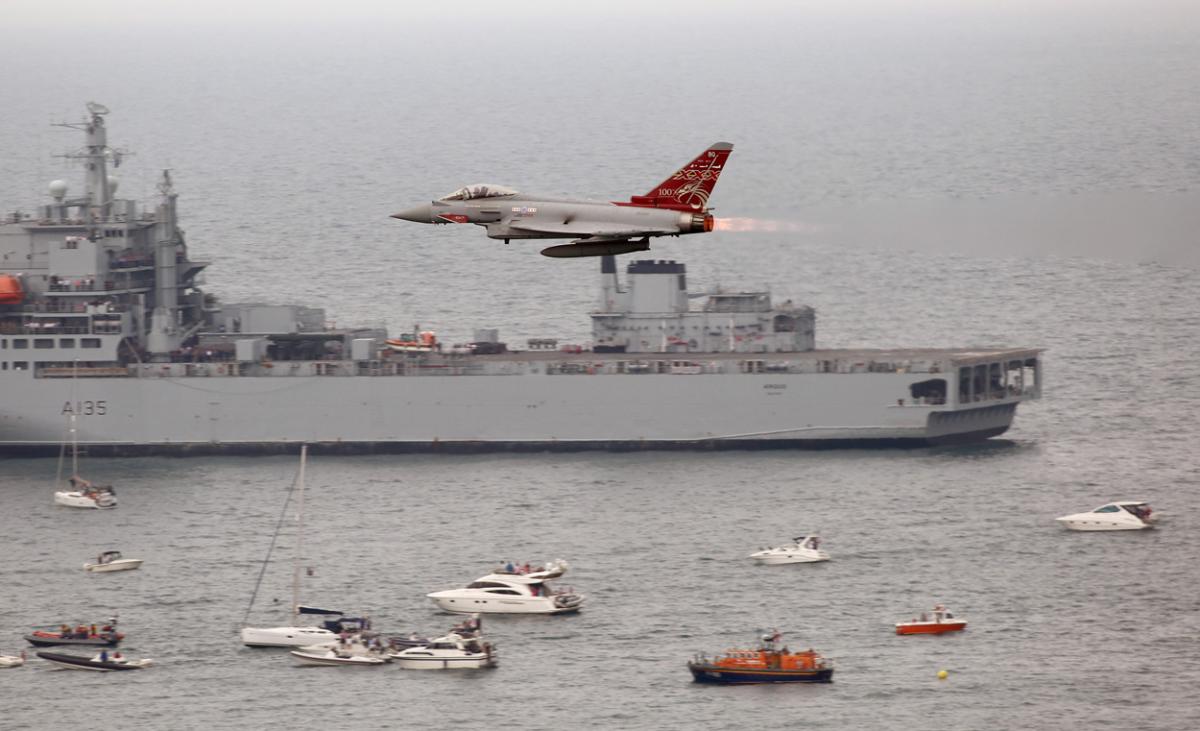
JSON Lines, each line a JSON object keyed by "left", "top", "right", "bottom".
{"left": 713, "top": 217, "right": 822, "bottom": 233}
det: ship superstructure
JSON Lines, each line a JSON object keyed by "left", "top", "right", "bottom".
{"left": 0, "top": 105, "right": 1041, "bottom": 455}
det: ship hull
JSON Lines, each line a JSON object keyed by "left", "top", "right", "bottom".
{"left": 0, "top": 371, "right": 1021, "bottom": 456}
{"left": 688, "top": 664, "right": 834, "bottom": 684}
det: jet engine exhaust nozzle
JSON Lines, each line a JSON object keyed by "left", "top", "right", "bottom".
{"left": 680, "top": 212, "right": 714, "bottom": 233}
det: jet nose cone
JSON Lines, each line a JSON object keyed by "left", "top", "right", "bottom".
{"left": 390, "top": 203, "right": 434, "bottom": 223}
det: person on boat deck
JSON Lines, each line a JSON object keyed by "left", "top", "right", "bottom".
{"left": 521, "top": 562, "right": 532, "bottom": 574}
{"left": 505, "top": 562, "right": 515, "bottom": 573}
{"left": 99, "top": 650, "right": 109, "bottom": 662}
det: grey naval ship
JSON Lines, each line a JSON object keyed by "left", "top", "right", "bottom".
{"left": 0, "top": 104, "right": 1042, "bottom": 456}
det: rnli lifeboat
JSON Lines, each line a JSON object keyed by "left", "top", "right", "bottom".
{"left": 0, "top": 274, "right": 23, "bottom": 304}
{"left": 386, "top": 331, "right": 437, "bottom": 352}
{"left": 688, "top": 632, "right": 834, "bottom": 684}
{"left": 895, "top": 604, "right": 967, "bottom": 635}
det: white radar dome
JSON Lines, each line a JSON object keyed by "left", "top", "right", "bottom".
{"left": 48, "top": 180, "right": 68, "bottom": 200}
{"left": 107, "top": 176, "right": 119, "bottom": 194}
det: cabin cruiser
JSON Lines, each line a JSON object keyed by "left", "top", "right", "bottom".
{"left": 389, "top": 618, "right": 497, "bottom": 669}
{"left": 749, "top": 535, "right": 830, "bottom": 564}
{"left": 895, "top": 604, "right": 967, "bottom": 635}
{"left": 83, "top": 550, "right": 143, "bottom": 572}
{"left": 54, "top": 477, "right": 117, "bottom": 509}
{"left": 688, "top": 631, "right": 833, "bottom": 684}
{"left": 427, "top": 560, "right": 584, "bottom": 615}
{"left": 1056, "top": 501, "right": 1156, "bottom": 531}
{"left": 36, "top": 650, "right": 152, "bottom": 671}
{"left": 0, "top": 651, "right": 26, "bottom": 668}
{"left": 290, "top": 635, "right": 389, "bottom": 666}
{"left": 25, "top": 620, "right": 122, "bottom": 647}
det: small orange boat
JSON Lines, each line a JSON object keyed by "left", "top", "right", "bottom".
{"left": 688, "top": 632, "right": 834, "bottom": 684}
{"left": 895, "top": 604, "right": 967, "bottom": 635}
{"left": 386, "top": 331, "right": 437, "bottom": 352}
{"left": 0, "top": 274, "right": 23, "bottom": 304}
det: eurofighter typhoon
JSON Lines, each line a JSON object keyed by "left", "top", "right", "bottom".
{"left": 391, "top": 143, "right": 733, "bottom": 258}
{"left": 0, "top": 105, "right": 1043, "bottom": 456}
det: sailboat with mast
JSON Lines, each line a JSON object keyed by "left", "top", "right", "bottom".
{"left": 240, "top": 445, "right": 340, "bottom": 648}
{"left": 53, "top": 382, "right": 116, "bottom": 508}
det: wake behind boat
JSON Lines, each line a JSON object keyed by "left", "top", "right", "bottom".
{"left": 83, "top": 550, "right": 142, "bottom": 572}
{"left": 36, "top": 650, "right": 152, "bottom": 671}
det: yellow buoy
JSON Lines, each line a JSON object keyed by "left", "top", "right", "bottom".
{"left": 937, "top": 670, "right": 949, "bottom": 680}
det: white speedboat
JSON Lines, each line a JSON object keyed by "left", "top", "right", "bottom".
{"left": 0, "top": 652, "right": 26, "bottom": 668}
{"left": 36, "top": 650, "right": 152, "bottom": 671}
{"left": 290, "top": 643, "right": 388, "bottom": 666}
{"left": 389, "top": 619, "right": 497, "bottom": 669}
{"left": 83, "top": 550, "right": 143, "bottom": 572}
{"left": 1056, "top": 501, "right": 1156, "bottom": 531}
{"left": 427, "top": 560, "right": 584, "bottom": 615}
{"left": 749, "top": 535, "right": 830, "bottom": 564}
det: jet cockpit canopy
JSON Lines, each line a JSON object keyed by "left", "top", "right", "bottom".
{"left": 439, "top": 184, "right": 518, "bottom": 201}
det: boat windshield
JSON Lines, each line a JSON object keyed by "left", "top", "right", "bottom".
{"left": 439, "top": 184, "right": 518, "bottom": 201}
{"left": 1094, "top": 505, "right": 1120, "bottom": 513}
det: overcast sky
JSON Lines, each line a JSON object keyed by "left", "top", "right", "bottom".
{"left": 5, "top": 0, "right": 1199, "bottom": 28}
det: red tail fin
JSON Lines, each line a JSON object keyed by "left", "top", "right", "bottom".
{"left": 626, "top": 142, "right": 733, "bottom": 211}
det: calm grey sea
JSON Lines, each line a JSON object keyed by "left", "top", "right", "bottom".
{"left": 2, "top": 9, "right": 1199, "bottom": 730}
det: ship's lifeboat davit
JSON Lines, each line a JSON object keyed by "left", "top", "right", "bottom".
{"left": 0, "top": 274, "right": 23, "bottom": 304}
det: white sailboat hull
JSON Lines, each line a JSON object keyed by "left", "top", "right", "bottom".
{"left": 54, "top": 490, "right": 116, "bottom": 509}
{"left": 240, "top": 626, "right": 339, "bottom": 648}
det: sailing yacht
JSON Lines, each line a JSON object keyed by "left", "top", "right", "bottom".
{"left": 240, "top": 446, "right": 339, "bottom": 648}
{"left": 53, "top": 411, "right": 116, "bottom": 509}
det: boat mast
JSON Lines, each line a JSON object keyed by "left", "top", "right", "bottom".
{"left": 70, "top": 360, "right": 79, "bottom": 477}
{"left": 291, "top": 444, "right": 307, "bottom": 626}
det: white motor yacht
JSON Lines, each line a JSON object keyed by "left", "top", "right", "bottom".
{"left": 427, "top": 560, "right": 584, "bottom": 615}
{"left": 749, "top": 535, "right": 830, "bottom": 564}
{"left": 389, "top": 618, "right": 497, "bottom": 669}
{"left": 83, "top": 550, "right": 143, "bottom": 573}
{"left": 1056, "top": 501, "right": 1156, "bottom": 531}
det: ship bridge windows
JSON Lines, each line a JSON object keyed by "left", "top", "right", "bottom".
{"left": 34, "top": 338, "right": 53, "bottom": 349}
{"left": 439, "top": 184, "right": 518, "bottom": 201}
{"left": 13, "top": 339, "right": 27, "bottom": 349}
{"left": 957, "top": 355, "right": 1040, "bottom": 404}
{"left": 773, "top": 314, "right": 796, "bottom": 332}
{"left": 81, "top": 338, "right": 101, "bottom": 348}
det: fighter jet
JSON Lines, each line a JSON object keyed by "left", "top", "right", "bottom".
{"left": 391, "top": 142, "right": 733, "bottom": 258}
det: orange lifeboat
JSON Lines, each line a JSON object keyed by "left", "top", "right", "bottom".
{"left": 386, "top": 330, "right": 437, "bottom": 353}
{"left": 0, "top": 274, "right": 23, "bottom": 304}
{"left": 688, "top": 632, "right": 834, "bottom": 684}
